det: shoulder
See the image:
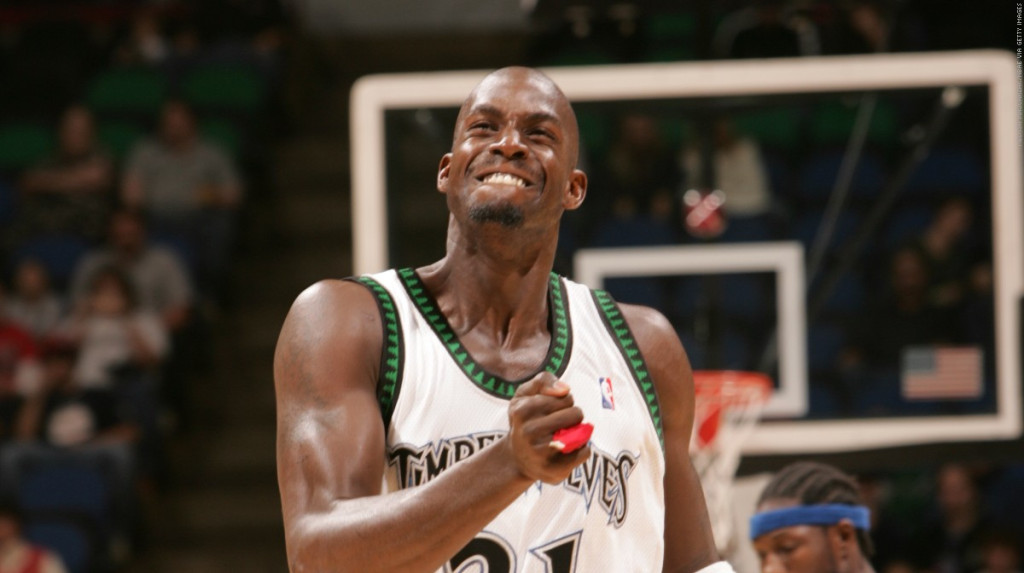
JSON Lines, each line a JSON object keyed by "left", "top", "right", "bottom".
{"left": 618, "top": 302, "right": 694, "bottom": 407}
{"left": 618, "top": 303, "right": 681, "bottom": 357}
{"left": 274, "top": 279, "right": 384, "bottom": 401}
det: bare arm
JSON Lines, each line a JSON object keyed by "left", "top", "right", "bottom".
{"left": 275, "top": 280, "right": 589, "bottom": 572}
{"left": 621, "top": 304, "right": 719, "bottom": 572}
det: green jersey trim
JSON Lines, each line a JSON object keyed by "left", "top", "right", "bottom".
{"left": 396, "top": 268, "right": 572, "bottom": 399}
{"left": 351, "top": 276, "right": 404, "bottom": 428}
{"left": 591, "top": 289, "right": 665, "bottom": 450}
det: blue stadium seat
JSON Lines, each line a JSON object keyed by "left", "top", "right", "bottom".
{"left": 25, "top": 518, "right": 93, "bottom": 573}
{"left": 792, "top": 209, "right": 863, "bottom": 254}
{"left": 671, "top": 274, "right": 769, "bottom": 322}
{"left": 721, "top": 329, "right": 751, "bottom": 370}
{"left": 11, "top": 235, "right": 92, "bottom": 287}
{"left": 0, "top": 177, "right": 17, "bottom": 225}
{"left": 797, "top": 151, "right": 886, "bottom": 203}
{"left": 604, "top": 277, "right": 666, "bottom": 310}
{"left": 675, "top": 328, "right": 750, "bottom": 370}
{"left": 719, "top": 214, "right": 776, "bottom": 243}
{"left": 882, "top": 205, "right": 932, "bottom": 249}
{"left": 808, "top": 323, "right": 846, "bottom": 372}
{"left": 590, "top": 215, "right": 675, "bottom": 247}
{"left": 818, "top": 274, "right": 866, "bottom": 317}
{"left": 18, "top": 461, "right": 113, "bottom": 537}
{"left": 720, "top": 274, "right": 767, "bottom": 320}
{"left": 852, "top": 368, "right": 902, "bottom": 416}
{"left": 905, "top": 147, "right": 986, "bottom": 196}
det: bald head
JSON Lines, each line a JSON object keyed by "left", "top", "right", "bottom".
{"left": 455, "top": 67, "right": 580, "bottom": 167}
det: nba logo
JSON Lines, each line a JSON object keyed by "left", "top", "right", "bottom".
{"left": 599, "top": 377, "right": 615, "bottom": 410}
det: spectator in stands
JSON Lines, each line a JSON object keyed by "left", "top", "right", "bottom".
{"left": 0, "top": 284, "right": 43, "bottom": 442}
{"left": 841, "top": 246, "right": 958, "bottom": 370}
{"left": 712, "top": 0, "right": 820, "bottom": 60}
{"left": 912, "top": 463, "right": 993, "bottom": 572}
{"left": 822, "top": 0, "right": 890, "bottom": 54}
{"left": 70, "top": 209, "right": 192, "bottom": 333}
{"left": 122, "top": 99, "right": 242, "bottom": 304}
{"left": 13, "top": 337, "right": 138, "bottom": 448}
{"left": 112, "top": 6, "right": 171, "bottom": 66}
{"left": 189, "top": 0, "right": 290, "bottom": 66}
{"left": 908, "top": 196, "right": 977, "bottom": 309}
{"left": 59, "top": 266, "right": 168, "bottom": 392}
{"left": 681, "top": 117, "right": 775, "bottom": 219}
{"left": 588, "top": 112, "right": 680, "bottom": 230}
{"left": 4, "top": 260, "right": 63, "bottom": 343}
{"left": 17, "top": 105, "right": 113, "bottom": 242}
{"left": 978, "top": 529, "right": 1023, "bottom": 573}
{"left": 0, "top": 500, "right": 67, "bottom": 573}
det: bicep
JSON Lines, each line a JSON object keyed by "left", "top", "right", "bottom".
{"left": 274, "top": 281, "right": 387, "bottom": 529}
{"left": 622, "top": 304, "right": 717, "bottom": 569}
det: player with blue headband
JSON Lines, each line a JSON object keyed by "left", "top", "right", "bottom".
{"left": 751, "top": 461, "right": 876, "bottom": 573}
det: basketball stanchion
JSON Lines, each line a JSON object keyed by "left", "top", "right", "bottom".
{"left": 690, "top": 370, "right": 772, "bottom": 555}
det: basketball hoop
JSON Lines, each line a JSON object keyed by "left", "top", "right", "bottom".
{"left": 690, "top": 370, "right": 772, "bottom": 555}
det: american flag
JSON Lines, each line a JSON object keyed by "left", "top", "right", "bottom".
{"left": 901, "top": 346, "right": 983, "bottom": 400}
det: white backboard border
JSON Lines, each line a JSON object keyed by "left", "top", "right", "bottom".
{"left": 351, "top": 51, "right": 1023, "bottom": 455}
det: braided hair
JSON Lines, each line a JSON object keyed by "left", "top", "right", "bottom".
{"left": 758, "top": 461, "right": 875, "bottom": 557}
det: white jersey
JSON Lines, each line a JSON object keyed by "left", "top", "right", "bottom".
{"left": 356, "top": 269, "right": 666, "bottom": 573}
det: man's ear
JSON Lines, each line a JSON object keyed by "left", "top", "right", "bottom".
{"left": 563, "top": 168, "right": 587, "bottom": 211}
{"left": 437, "top": 153, "right": 453, "bottom": 194}
{"left": 830, "top": 519, "right": 858, "bottom": 570}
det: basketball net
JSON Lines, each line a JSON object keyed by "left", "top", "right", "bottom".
{"left": 690, "top": 370, "right": 772, "bottom": 555}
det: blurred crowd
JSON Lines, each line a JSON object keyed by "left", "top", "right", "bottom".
{"left": 0, "top": 0, "right": 288, "bottom": 570}
{"left": 525, "top": 2, "right": 1021, "bottom": 570}
{"left": 0, "top": 0, "right": 1017, "bottom": 571}
{"left": 537, "top": 0, "right": 999, "bottom": 420}
{"left": 857, "top": 462, "right": 1024, "bottom": 573}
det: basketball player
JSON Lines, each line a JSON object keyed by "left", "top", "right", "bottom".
{"left": 750, "top": 462, "right": 876, "bottom": 573}
{"left": 274, "top": 66, "right": 733, "bottom": 572}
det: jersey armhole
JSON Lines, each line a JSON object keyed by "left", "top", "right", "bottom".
{"left": 590, "top": 289, "right": 665, "bottom": 451}
{"left": 345, "top": 276, "right": 405, "bottom": 431}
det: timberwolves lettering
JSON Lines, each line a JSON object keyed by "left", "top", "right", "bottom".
{"left": 389, "top": 432, "right": 638, "bottom": 527}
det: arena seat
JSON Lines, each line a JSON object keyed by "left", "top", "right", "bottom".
{"left": 808, "top": 322, "right": 846, "bottom": 372}
{"left": 200, "top": 117, "right": 244, "bottom": 159}
{"left": 797, "top": 151, "right": 886, "bottom": 203}
{"left": 904, "top": 146, "right": 986, "bottom": 197}
{"left": 97, "top": 120, "right": 145, "bottom": 163}
{"left": 181, "top": 63, "right": 267, "bottom": 115}
{"left": 0, "top": 177, "right": 17, "bottom": 225}
{"left": 86, "top": 67, "right": 168, "bottom": 118}
{"left": 734, "top": 108, "right": 802, "bottom": 153}
{"left": 11, "top": 235, "right": 92, "bottom": 288}
{"left": 809, "top": 99, "right": 899, "bottom": 149}
{"left": 18, "top": 462, "right": 112, "bottom": 534}
{"left": 0, "top": 123, "right": 53, "bottom": 174}
{"left": 25, "top": 517, "right": 95, "bottom": 573}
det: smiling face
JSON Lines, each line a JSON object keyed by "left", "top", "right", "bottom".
{"left": 438, "top": 67, "right": 586, "bottom": 237}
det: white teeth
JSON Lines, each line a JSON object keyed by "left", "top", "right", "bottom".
{"left": 482, "top": 173, "right": 526, "bottom": 187}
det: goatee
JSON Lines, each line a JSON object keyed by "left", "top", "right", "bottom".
{"left": 469, "top": 203, "right": 525, "bottom": 228}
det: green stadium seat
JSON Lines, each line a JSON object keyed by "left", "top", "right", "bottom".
{"left": 574, "top": 110, "right": 612, "bottom": 160}
{"left": 97, "top": 121, "right": 145, "bottom": 162}
{"left": 809, "top": 100, "right": 898, "bottom": 148}
{"left": 641, "top": 12, "right": 697, "bottom": 62}
{"left": 181, "top": 64, "right": 267, "bottom": 114}
{"left": 200, "top": 118, "right": 243, "bottom": 159}
{"left": 86, "top": 67, "right": 168, "bottom": 117}
{"left": 734, "top": 108, "right": 802, "bottom": 152}
{"left": 0, "top": 124, "right": 53, "bottom": 172}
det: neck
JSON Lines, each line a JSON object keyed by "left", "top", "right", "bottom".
{"left": 419, "top": 222, "right": 558, "bottom": 345}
